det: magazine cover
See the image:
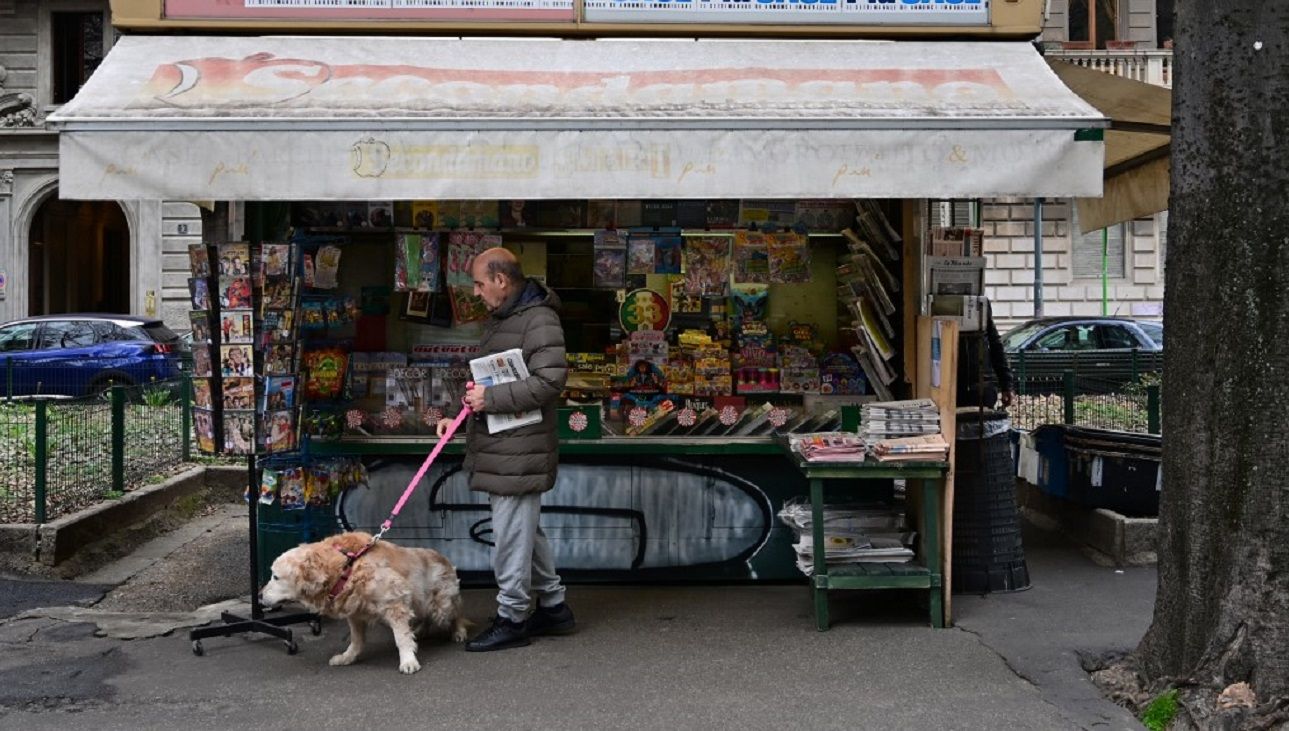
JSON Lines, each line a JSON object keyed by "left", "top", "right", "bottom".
{"left": 406, "top": 289, "right": 431, "bottom": 318}
{"left": 302, "top": 347, "right": 349, "bottom": 400}
{"left": 220, "top": 310, "right": 253, "bottom": 344}
{"left": 219, "top": 276, "right": 252, "bottom": 309}
{"left": 263, "top": 375, "right": 296, "bottom": 410}
{"left": 459, "top": 200, "right": 498, "bottom": 229}
{"left": 263, "top": 410, "right": 297, "bottom": 453}
{"left": 654, "top": 237, "right": 682, "bottom": 275}
{"left": 262, "top": 278, "right": 296, "bottom": 312}
{"left": 262, "top": 243, "right": 291, "bottom": 279}
{"left": 192, "top": 346, "right": 214, "bottom": 377}
{"left": 189, "top": 311, "right": 211, "bottom": 343}
{"left": 193, "top": 408, "right": 217, "bottom": 454}
{"left": 593, "top": 229, "right": 627, "bottom": 288}
{"left": 446, "top": 232, "right": 499, "bottom": 286}
{"left": 222, "top": 377, "right": 255, "bottom": 410}
{"left": 314, "top": 245, "right": 342, "bottom": 289}
{"left": 367, "top": 201, "right": 393, "bottom": 229}
{"left": 418, "top": 233, "right": 441, "bottom": 292}
{"left": 448, "top": 286, "right": 489, "bottom": 325}
{"left": 217, "top": 243, "right": 251, "bottom": 277}
{"left": 261, "top": 309, "right": 295, "bottom": 344}
{"left": 411, "top": 201, "right": 437, "bottom": 229}
{"left": 188, "top": 244, "right": 211, "bottom": 278}
{"left": 683, "top": 236, "right": 731, "bottom": 296}
{"left": 627, "top": 237, "right": 655, "bottom": 275}
{"left": 192, "top": 378, "right": 213, "bottom": 409}
{"left": 395, "top": 233, "right": 418, "bottom": 291}
{"left": 302, "top": 254, "right": 315, "bottom": 288}
{"left": 188, "top": 277, "right": 211, "bottom": 310}
{"left": 301, "top": 300, "right": 327, "bottom": 331}
{"left": 386, "top": 366, "right": 429, "bottom": 409}
{"left": 220, "top": 344, "right": 254, "bottom": 377}
{"left": 223, "top": 411, "right": 256, "bottom": 455}
{"left": 264, "top": 343, "right": 296, "bottom": 376}
{"left": 733, "top": 232, "right": 770, "bottom": 284}
{"left": 768, "top": 233, "right": 812, "bottom": 283}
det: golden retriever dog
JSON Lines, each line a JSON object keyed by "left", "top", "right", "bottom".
{"left": 262, "top": 531, "right": 469, "bottom": 674}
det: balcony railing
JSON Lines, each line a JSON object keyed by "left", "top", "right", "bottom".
{"left": 1046, "top": 48, "right": 1173, "bottom": 88}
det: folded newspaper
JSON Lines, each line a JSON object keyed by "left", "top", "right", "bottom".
{"left": 469, "top": 348, "right": 543, "bottom": 435}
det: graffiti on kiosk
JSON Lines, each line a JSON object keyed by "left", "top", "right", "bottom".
{"left": 337, "top": 458, "right": 775, "bottom": 574}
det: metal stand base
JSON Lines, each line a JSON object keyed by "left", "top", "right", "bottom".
{"left": 188, "top": 455, "right": 321, "bottom": 656}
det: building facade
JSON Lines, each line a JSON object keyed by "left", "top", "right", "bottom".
{"left": 982, "top": 0, "right": 1172, "bottom": 328}
{"left": 0, "top": 0, "right": 204, "bottom": 328}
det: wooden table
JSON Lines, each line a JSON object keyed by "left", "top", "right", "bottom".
{"left": 790, "top": 458, "right": 949, "bottom": 630}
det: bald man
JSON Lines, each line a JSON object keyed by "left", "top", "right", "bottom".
{"left": 438, "top": 247, "right": 573, "bottom": 651}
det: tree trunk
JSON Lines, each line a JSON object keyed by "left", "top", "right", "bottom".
{"left": 1136, "top": 0, "right": 1289, "bottom": 713}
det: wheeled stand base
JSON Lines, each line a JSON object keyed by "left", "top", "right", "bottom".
{"left": 189, "top": 610, "right": 321, "bottom": 656}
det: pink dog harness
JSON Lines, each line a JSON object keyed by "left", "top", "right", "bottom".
{"left": 326, "top": 391, "right": 474, "bottom": 603}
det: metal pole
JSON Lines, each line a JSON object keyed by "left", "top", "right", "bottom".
{"left": 111, "top": 385, "right": 125, "bottom": 494}
{"left": 34, "top": 400, "right": 47, "bottom": 524}
{"left": 1063, "top": 370, "right": 1076, "bottom": 425}
{"left": 1147, "top": 385, "right": 1161, "bottom": 434}
{"left": 181, "top": 376, "right": 192, "bottom": 462}
{"left": 1033, "top": 199, "right": 1044, "bottom": 317}
{"left": 1102, "top": 227, "right": 1109, "bottom": 316}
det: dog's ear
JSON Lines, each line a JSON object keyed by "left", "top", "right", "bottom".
{"left": 295, "top": 545, "right": 336, "bottom": 595}
{"left": 330, "top": 532, "right": 372, "bottom": 555}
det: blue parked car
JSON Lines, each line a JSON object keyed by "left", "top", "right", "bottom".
{"left": 0, "top": 315, "right": 186, "bottom": 398}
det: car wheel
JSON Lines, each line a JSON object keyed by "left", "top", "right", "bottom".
{"left": 87, "top": 372, "right": 136, "bottom": 399}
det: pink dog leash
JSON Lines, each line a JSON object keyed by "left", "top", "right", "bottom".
{"left": 327, "top": 385, "right": 474, "bottom": 602}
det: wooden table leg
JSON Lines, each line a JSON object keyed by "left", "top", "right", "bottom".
{"left": 811, "top": 477, "right": 830, "bottom": 631}
{"left": 923, "top": 476, "right": 944, "bottom": 628}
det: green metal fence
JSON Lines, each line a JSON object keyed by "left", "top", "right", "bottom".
{"left": 0, "top": 375, "right": 194, "bottom": 525}
{"left": 1010, "top": 369, "right": 1161, "bottom": 434}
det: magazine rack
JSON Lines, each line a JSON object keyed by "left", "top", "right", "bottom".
{"left": 187, "top": 235, "right": 320, "bottom": 656}
{"left": 189, "top": 456, "right": 321, "bottom": 656}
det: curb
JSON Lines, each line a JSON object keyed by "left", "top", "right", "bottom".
{"left": 1016, "top": 479, "right": 1157, "bottom": 566}
{"left": 0, "top": 464, "right": 247, "bottom": 578}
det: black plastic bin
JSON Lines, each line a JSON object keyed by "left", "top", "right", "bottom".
{"left": 952, "top": 409, "right": 1030, "bottom": 594}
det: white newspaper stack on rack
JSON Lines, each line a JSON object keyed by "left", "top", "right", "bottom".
{"left": 469, "top": 349, "right": 543, "bottom": 435}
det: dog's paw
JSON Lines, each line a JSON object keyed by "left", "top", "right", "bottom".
{"left": 329, "top": 652, "right": 358, "bottom": 667}
{"left": 398, "top": 657, "right": 422, "bottom": 675}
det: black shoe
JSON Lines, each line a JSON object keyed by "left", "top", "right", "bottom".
{"left": 464, "top": 616, "right": 530, "bottom": 652}
{"left": 526, "top": 602, "right": 576, "bottom": 637}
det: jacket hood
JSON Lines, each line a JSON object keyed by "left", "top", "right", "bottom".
{"left": 493, "top": 277, "right": 560, "bottom": 319}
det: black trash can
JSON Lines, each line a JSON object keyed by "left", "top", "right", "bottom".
{"left": 952, "top": 409, "right": 1030, "bottom": 594}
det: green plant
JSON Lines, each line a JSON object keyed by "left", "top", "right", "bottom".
{"left": 142, "top": 382, "right": 174, "bottom": 408}
{"left": 1141, "top": 688, "right": 1179, "bottom": 731}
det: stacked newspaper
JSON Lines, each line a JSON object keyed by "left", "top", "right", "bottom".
{"left": 871, "top": 434, "right": 950, "bottom": 463}
{"left": 777, "top": 499, "right": 916, "bottom": 575}
{"left": 788, "top": 432, "right": 866, "bottom": 463}
{"left": 862, "top": 399, "right": 941, "bottom": 441}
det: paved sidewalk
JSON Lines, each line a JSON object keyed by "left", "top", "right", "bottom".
{"left": 0, "top": 505, "right": 1154, "bottom": 731}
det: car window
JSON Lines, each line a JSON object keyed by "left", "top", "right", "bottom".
{"left": 1098, "top": 325, "right": 1140, "bottom": 349}
{"left": 36, "top": 321, "right": 99, "bottom": 349}
{"left": 142, "top": 323, "right": 180, "bottom": 344}
{"left": 1033, "top": 324, "right": 1100, "bottom": 351}
{"left": 0, "top": 323, "right": 40, "bottom": 352}
{"left": 1002, "top": 322, "right": 1046, "bottom": 350}
{"left": 1139, "top": 322, "right": 1164, "bottom": 346}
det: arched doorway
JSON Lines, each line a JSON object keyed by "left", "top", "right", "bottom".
{"left": 28, "top": 194, "right": 130, "bottom": 315}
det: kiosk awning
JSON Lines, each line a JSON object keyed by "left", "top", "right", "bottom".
{"left": 1047, "top": 60, "right": 1172, "bottom": 233}
{"left": 50, "top": 36, "right": 1106, "bottom": 201}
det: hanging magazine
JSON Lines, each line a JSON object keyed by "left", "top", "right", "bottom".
{"left": 418, "top": 233, "right": 441, "bottom": 292}
{"left": 683, "top": 236, "right": 731, "bottom": 296}
{"left": 627, "top": 237, "right": 655, "bottom": 275}
{"left": 733, "top": 231, "right": 770, "bottom": 284}
{"left": 469, "top": 349, "right": 543, "bottom": 434}
{"left": 593, "top": 229, "right": 627, "bottom": 288}
{"left": 446, "top": 232, "right": 498, "bottom": 325}
{"left": 314, "top": 245, "right": 342, "bottom": 289}
{"left": 768, "top": 233, "right": 811, "bottom": 283}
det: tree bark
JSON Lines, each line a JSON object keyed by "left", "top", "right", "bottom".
{"left": 1137, "top": 0, "right": 1289, "bottom": 707}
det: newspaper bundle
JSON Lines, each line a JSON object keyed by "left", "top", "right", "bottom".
{"left": 468, "top": 348, "right": 543, "bottom": 435}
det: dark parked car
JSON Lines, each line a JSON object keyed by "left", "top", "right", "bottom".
{"left": 1001, "top": 317, "right": 1163, "bottom": 394}
{"left": 1002, "top": 317, "right": 1163, "bottom": 354}
{"left": 0, "top": 315, "right": 186, "bottom": 398}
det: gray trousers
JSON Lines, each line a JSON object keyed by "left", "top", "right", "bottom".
{"left": 489, "top": 493, "right": 566, "bottom": 623}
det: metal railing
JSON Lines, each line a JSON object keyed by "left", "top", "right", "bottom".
{"left": 1046, "top": 48, "right": 1173, "bottom": 88}
{"left": 0, "top": 373, "right": 193, "bottom": 525}
{"left": 1010, "top": 370, "right": 1161, "bottom": 434}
